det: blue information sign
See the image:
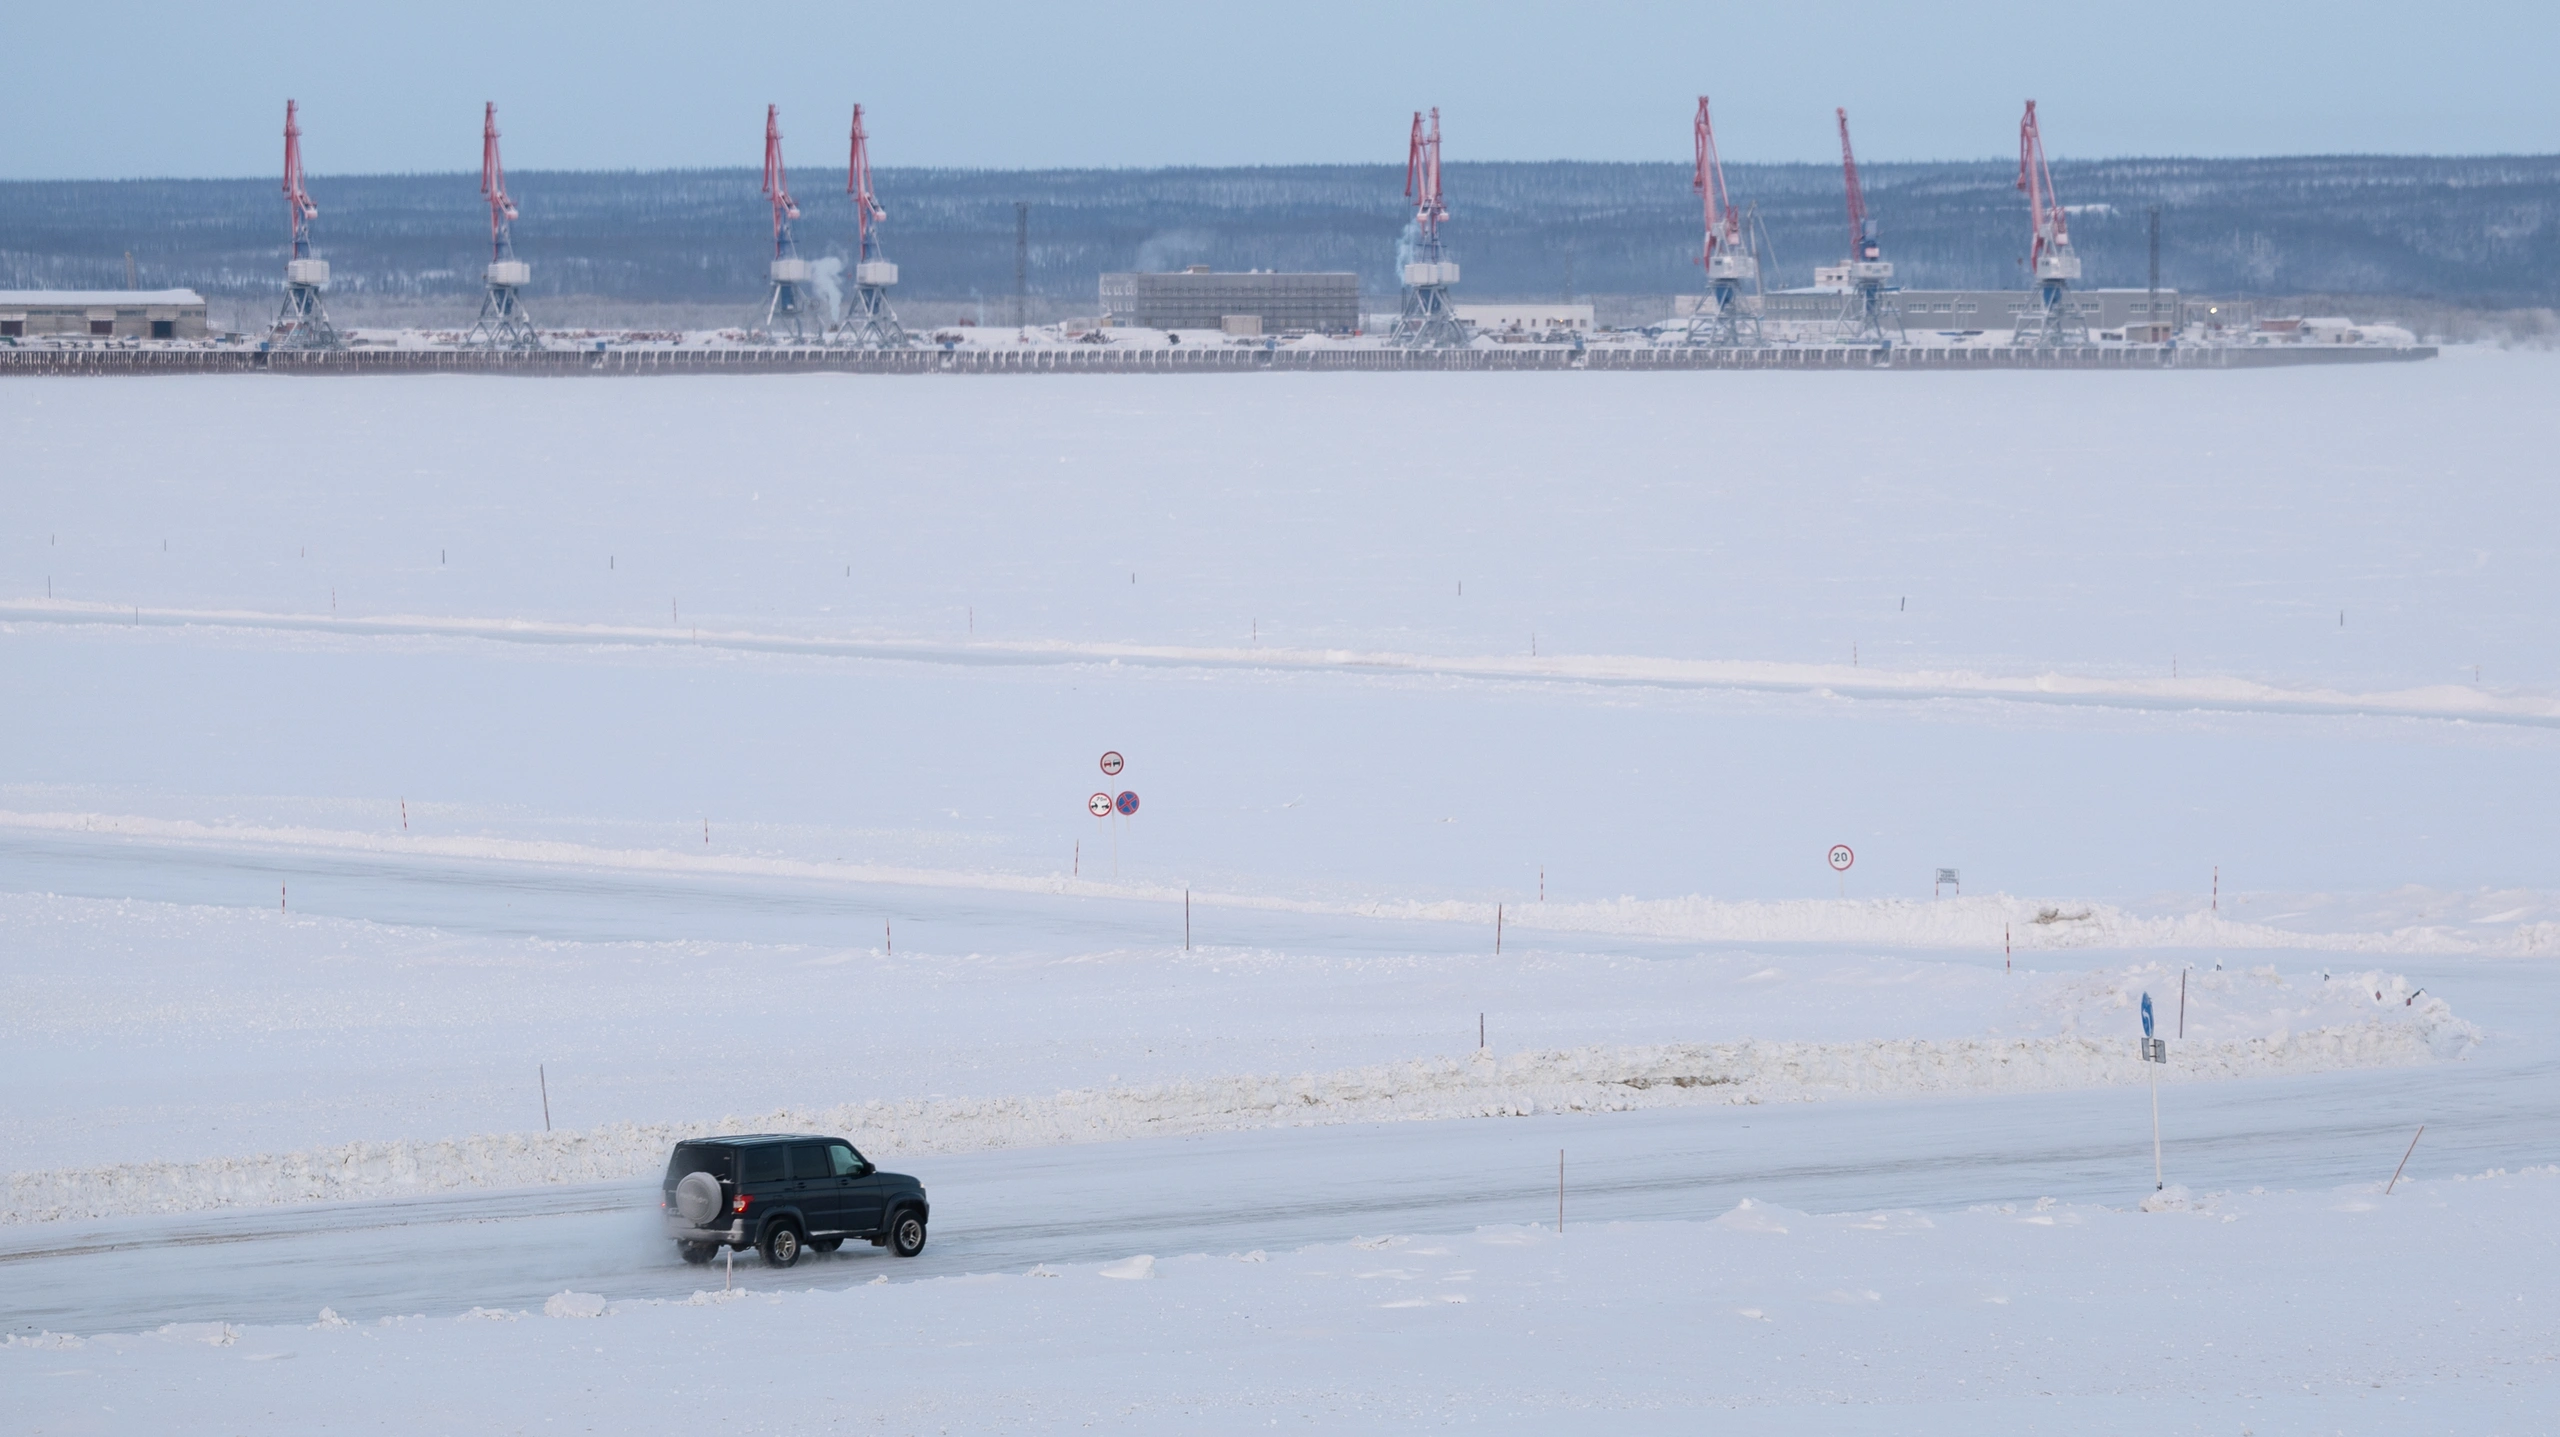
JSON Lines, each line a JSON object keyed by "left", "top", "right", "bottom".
{"left": 2141, "top": 992, "right": 2155, "bottom": 1038}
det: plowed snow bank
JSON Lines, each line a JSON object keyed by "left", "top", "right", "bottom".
{"left": 4, "top": 1017, "right": 2467, "bottom": 1224}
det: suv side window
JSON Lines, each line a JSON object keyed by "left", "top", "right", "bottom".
{"left": 740, "top": 1145, "right": 785, "bottom": 1184}
{"left": 829, "top": 1143, "right": 862, "bottom": 1176}
{"left": 789, "top": 1142, "right": 836, "bottom": 1180}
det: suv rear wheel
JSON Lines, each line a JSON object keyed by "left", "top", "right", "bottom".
{"left": 888, "top": 1210, "right": 927, "bottom": 1258}
{"left": 760, "top": 1222, "right": 803, "bottom": 1268}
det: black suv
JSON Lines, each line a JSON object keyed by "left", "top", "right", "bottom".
{"left": 661, "top": 1134, "right": 929, "bottom": 1268}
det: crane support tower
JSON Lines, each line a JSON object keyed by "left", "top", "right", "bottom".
{"left": 271, "top": 100, "right": 342, "bottom": 350}
{"left": 466, "top": 103, "right": 542, "bottom": 350}
{"left": 831, "top": 104, "right": 909, "bottom": 348}
{"left": 2015, "top": 100, "right": 2087, "bottom": 347}
{"left": 1832, "top": 108, "right": 1902, "bottom": 346}
{"left": 1390, "top": 109, "right": 1466, "bottom": 349}
{"left": 753, "top": 106, "right": 815, "bottom": 343}
{"left": 1684, "top": 97, "right": 1760, "bottom": 347}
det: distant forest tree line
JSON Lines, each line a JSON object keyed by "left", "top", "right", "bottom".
{"left": 4, "top": 156, "right": 2555, "bottom": 314}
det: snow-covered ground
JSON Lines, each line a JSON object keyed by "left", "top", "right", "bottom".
{"left": 13, "top": 1171, "right": 2555, "bottom": 1433}
{"left": 6, "top": 352, "right": 2557, "bottom": 1429}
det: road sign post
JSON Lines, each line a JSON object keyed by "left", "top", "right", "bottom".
{"left": 2141, "top": 993, "right": 2165, "bottom": 1191}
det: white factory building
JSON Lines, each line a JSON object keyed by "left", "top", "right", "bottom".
{"left": 0, "top": 289, "right": 210, "bottom": 340}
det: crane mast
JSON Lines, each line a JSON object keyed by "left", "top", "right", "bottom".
{"left": 466, "top": 103, "right": 541, "bottom": 350}
{"left": 2014, "top": 100, "right": 2086, "bottom": 346}
{"left": 832, "top": 104, "right": 909, "bottom": 348}
{"left": 482, "top": 103, "right": 519, "bottom": 266}
{"left": 753, "top": 105, "right": 815, "bottom": 342}
{"left": 1390, "top": 108, "right": 1466, "bottom": 348}
{"left": 1684, "top": 97, "right": 1760, "bottom": 346}
{"left": 271, "top": 100, "right": 341, "bottom": 349}
{"left": 1833, "top": 107, "right": 1901, "bottom": 345}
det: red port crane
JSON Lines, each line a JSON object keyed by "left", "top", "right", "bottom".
{"left": 468, "top": 102, "right": 539, "bottom": 348}
{"left": 836, "top": 103, "right": 907, "bottom": 347}
{"left": 2015, "top": 100, "right": 2083, "bottom": 344}
{"left": 755, "top": 105, "right": 813, "bottom": 340}
{"left": 1392, "top": 107, "right": 1463, "bottom": 347}
{"left": 272, "top": 99, "right": 339, "bottom": 348}
{"left": 1688, "top": 97, "right": 1758, "bottom": 344}
{"left": 1830, "top": 107, "right": 1899, "bottom": 344}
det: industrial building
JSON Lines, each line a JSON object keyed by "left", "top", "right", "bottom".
{"left": 1753, "top": 287, "right": 2181, "bottom": 336}
{"left": 0, "top": 289, "right": 208, "bottom": 340}
{"left": 1100, "top": 268, "right": 1359, "bottom": 333}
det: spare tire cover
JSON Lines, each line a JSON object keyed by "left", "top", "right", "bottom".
{"left": 675, "top": 1170, "right": 722, "bottom": 1226}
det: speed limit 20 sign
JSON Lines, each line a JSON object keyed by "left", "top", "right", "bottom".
{"left": 1828, "top": 845, "right": 1855, "bottom": 872}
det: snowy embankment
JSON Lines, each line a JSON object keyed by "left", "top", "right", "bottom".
{"left": 9, "top": 805, "right": 2556, "bottom": 957}
{"left": 12, "top": 598, "right": 2560, "bottom": 731}
{"left": 5, "top": 1002, "right": 2472, "bottom": 1224}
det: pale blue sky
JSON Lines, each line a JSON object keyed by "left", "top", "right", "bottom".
{"left": 7, "top": 0, "right": 2554, "bottom": 178}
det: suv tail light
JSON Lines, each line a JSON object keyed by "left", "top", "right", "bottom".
{"left": 732, "top": 1194, "right": 752, "bottom": 1214}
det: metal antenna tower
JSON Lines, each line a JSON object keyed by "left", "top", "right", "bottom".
{"left": 1684, "top": 97, "right": 1759, "bottom": 346}
{"left": 466, "top": 103, "right": 542, "bottom": 350}
{"left": 1390, "top": 108, "right": 1466, "bottom": 348}
{"left": 1832, "top": 108, "right": 1902, "bottom": 346}
{"left": 752, "top": 106, "right": 814, "bottom": 343}
{"left": 2014, "top": 100, "right": 2087, "bottom": 347}
{"left": 831, "top": 104, "right": 908, "bottom": 348}
{"left": 271, "top": 100, "right": 342, "bottom": 350}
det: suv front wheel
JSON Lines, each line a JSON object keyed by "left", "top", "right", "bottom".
{"left": 760, "top": 1222, "right": 803, "bottom": 1268}
{"left": 888, "top": 1210, "right": 926, "bottom": 1258}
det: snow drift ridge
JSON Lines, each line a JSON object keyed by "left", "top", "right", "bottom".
{"left": 3, "top": 1023, "right": 2459, "bottom": 1224}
